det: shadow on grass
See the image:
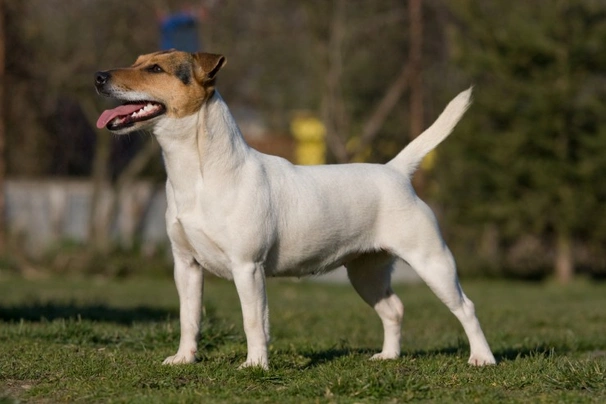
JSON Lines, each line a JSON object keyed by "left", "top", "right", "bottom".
{"left": 408, "top": 344, "right": 558, "bottom": 363}
{"left": 408, "top": 344, "right": 557, "bottom": 364}
{"left": 300, "top": 344, "right": 557, "bottom": 367}
{"left": 301, "top": 346, "right": 467, "bottom": 368}
{"left": 493, "top": 344, "right": 556, "bottom": 362}
{"left": 301, "top": 347, "right": 372, "bottom": 367}
{"left": 0, "top": 302, "right": 177, "bottom": 325}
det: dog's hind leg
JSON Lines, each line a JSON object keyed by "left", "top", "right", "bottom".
{"left": 346, "top": 253, "right": 403, "bottom": 360}
{"left": 387, "top": 201, "right": 496, "bottom": 366}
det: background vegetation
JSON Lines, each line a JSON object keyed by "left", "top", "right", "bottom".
{"left": 1, "top": 1, "right": 605, "bottom": 279}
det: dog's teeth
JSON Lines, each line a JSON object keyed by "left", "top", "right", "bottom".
{"left": 128, "top": 103, "right": 159, "bottom": 119}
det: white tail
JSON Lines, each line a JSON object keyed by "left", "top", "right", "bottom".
{"left": 387, "top": 88, "right": 472, "bottom": 177}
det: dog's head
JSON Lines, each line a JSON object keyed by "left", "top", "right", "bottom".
{"left": 94, "top": 50, "right": 226, "bottom": 134}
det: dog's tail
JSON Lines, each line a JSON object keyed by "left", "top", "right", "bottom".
{"left": 387, "top": 87, "right": 472, "bottom": 177}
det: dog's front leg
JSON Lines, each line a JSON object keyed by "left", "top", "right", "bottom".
{"left": 163, "top": 253, "right": 203, "bottom": 365}
{"left": 232, "top": 262, "right": 270, "bottom": 369}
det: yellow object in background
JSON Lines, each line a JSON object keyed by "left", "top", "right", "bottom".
{"left": 346, "top": 136, "right": 371, "bottom": 163}
{"left": 420, "top": 149, "right": 436, "bottom": 171}
{"left": 291, "top": 114, "right": 326, "bottom": 165}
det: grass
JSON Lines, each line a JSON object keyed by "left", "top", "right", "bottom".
{"left": 0, "top": 275, "right": 605, "bottom": 403}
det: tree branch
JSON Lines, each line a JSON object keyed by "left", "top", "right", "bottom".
{"left": 350, "top": 63, "right": 411, "bottom": 159}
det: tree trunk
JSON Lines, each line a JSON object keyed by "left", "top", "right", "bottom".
{"left": 408, "top": 0, "right": 425, "bottom": 195}
{"left": 89, "top": 132, "right": 112, "bottom": 253}
{"left": 555, "top": 228, "right": 573, "bottom": 284}
{"left": 0, "top": 0, "right": 6, "bottom": 252}
{"left": 322, "top": 0, "right": 350, "bottom": 163}
{"left": 109, "top": 139, "right": 160, "bottom": 249}
{"left": 81, "top": 98, "right": 113, "bottom": 253}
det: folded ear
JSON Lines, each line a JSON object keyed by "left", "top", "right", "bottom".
{"left": 192, "top": 52, "right": 226, "bottom": 84}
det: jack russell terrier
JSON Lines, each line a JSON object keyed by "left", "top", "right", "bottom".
{"left": 94, "top": 50, "right": 496, "bottom": 369}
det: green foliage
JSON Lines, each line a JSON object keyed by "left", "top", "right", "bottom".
{"left": 435, "top": 0, "right": 606, "bottom": 276}
{"left": 4, "top": 0, "right": 606, "bottom": 281}
{"left": 1, "top": 276, "right": 605, "bottom": 402}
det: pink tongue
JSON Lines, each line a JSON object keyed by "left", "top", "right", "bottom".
{"left": 96, "top": 103, "right": 146, "bottom": 129}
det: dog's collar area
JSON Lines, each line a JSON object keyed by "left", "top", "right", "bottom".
{"left": 97, "top": 101, "right": 166, "bottom": 130}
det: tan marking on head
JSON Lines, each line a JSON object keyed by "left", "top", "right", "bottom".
{"left": 106, "top": 51, "right": 226, "bottom": 118}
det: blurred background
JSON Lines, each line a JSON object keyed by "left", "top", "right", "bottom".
{"left": 0, "top": 0, "right": 604, "bottom": 283}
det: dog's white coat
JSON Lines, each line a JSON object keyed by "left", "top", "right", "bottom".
{"left": 148, "top": 88, "right": 496, "bottom": 368}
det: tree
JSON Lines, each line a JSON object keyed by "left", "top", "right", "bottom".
{"left": 3, "top": 0, "right": 167, "bottom": 252}
{"left": 0, "top": 0, "right": 5, "bottom": 252}
{"left": 2, "top": 0, "right": 459, "bottom": 258}
{"left": 408, "top": 0, "right": 425, "bottom": 194}
{"left": 304, "top": 0, "right": 426, "bottom": 164}
{"left": 439, "top": 0, "right": 606, "bottom": 281}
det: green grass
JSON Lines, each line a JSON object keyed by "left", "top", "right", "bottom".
{"left": 1, "top": 275, "right": 605, "bottom": 403}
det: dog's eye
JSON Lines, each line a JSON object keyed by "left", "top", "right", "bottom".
{"left": 147, "top": 64, "right": 164, "bottom": 73}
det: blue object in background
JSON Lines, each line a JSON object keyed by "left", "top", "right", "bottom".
{"left": 160, "top": 12, "right": 201, "bottom": 52}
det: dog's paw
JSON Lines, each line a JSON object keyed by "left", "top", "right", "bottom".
{"left": 468, "top": 353, "right": 496, "bottom": 366}
{"left": 162, "top": 352, "right": 196, "bottom": 365}
{"left": 238, "top": 359, "right": 268, "bottom": 370}
{"left": 370, "top": 351, "right": 400, "bottom": 360}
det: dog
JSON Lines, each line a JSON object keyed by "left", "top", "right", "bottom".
{"left": 94, "top": 50, "right": 496, "bottom": 369}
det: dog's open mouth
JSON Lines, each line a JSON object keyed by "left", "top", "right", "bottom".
{"left": 96, "top": 101, "right": 166, "bottom": 130}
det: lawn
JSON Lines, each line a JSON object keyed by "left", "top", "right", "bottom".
{"left": 1, "top": 274, "right": 605, "bottom": 403}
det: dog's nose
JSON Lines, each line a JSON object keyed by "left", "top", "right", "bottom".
{"left": 95, "top": 71, "right": 111, "bottom": 86}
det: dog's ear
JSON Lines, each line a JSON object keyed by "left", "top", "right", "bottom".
{"left": 192, "top": 53, "right": 226, "bottom": 84}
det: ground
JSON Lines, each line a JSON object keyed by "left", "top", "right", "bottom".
{"left": 0, "top": 275, "right": 605, "bottom": 403}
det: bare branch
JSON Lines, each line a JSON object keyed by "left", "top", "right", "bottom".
{"left": 351, "top": 63, "right": 411, "bottom": 159}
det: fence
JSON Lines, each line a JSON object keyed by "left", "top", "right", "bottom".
{"left": 4, "top": 179, "right": 419, "bottom": 282}
{"left": 5, "top": 179, "right": 168, "bottom": 255}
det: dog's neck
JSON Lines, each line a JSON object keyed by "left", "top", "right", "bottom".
{"left": 153, "top": 91, "right": 250, "bottom": 191}
{"left": 197, "top": 91, "right": 250, "bottom": 174}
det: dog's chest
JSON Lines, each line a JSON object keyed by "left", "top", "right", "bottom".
{"left": 170, "top": 217, "right": 234, "bottom": 279}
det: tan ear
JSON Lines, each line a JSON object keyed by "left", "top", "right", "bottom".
{"left": 192, "top": 53, "right": 226, "bottom": 83}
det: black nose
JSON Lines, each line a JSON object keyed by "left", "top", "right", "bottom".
{"left": 95, "top": 71, "right": 111, "bottom": 86}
